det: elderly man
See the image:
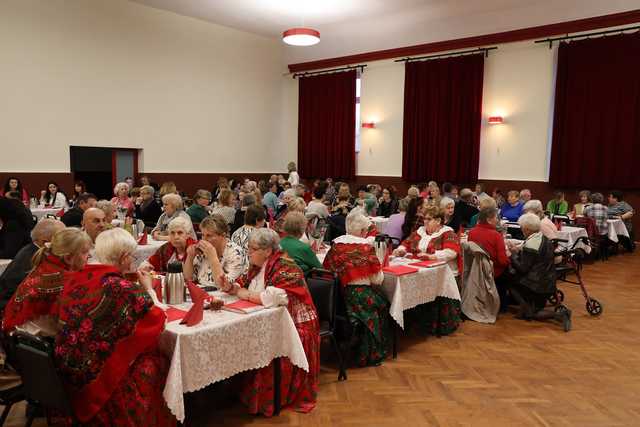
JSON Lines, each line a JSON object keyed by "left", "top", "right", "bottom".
{"left": 0, "top": 218, "right": 65, "bottom": 312}
{"left": 82, "top": 207, "right": 107, "bottom": 264}
{"left": 608, "top": 190, "right": 635, "bottom": 252}
{"left": 520, "top": 189, "right": 532, "bottom": 203}
{"left": 61, "top": 192, "right": 97, "bottom": 227}
{"left": 502, "top": 213, "right": 571, "bottom": 331}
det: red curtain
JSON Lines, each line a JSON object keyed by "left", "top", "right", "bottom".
{"left": 402, "top": 54, "right": 484, "bottom": 183}
{"left": 298, "top": 71, "right": 356, "bottom": 180}
{"left": 550, "top": 32, "right": 640, "bottom": 189}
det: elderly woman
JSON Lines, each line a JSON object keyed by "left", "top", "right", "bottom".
{"left": 183, "top": 214, "right": 246, "bottom": 286}
{"left": 500, "top": 213, "right": 571, "bottom": 331}
{"left": 274, "top": 196, "right": 305, "bottom": 237}
{"left": 500, "top": 190, "right": 524, "bottom": 222}
{"left": 547, "top": 191, "right": 568, "bottom": 216}
{"left": 152, "top": 193, "right": 196, "bottom": 241}
{"left": 393, "top": 206, "right": 462, "bottom": 335}
{"left": 3, "top": 228, "right": 92, "bottom": 335}
{"left": 135, "top": 185, "right": 162, "bottom": 228}
{"left": 275, "top": 188, "right": 296, "bottom": 219}
{"left": 386, "top": 197, "right": 408, "bottom": 241}
{"left": 186, "top": 189, "right": 212, "bottom": 224}
{"left": 331, "top": 184, "right": 354, "bottom": 214}
{"left": 111, "top": 182, "right": 135, "bottom": 217}
{"left": 219, "top": 228, "right": 318, "bottom": 416}
{"left": 287, "top": 161, "right": 300, "bottom": 186}
{"left": 55, "top": 228, "right": 176, "bottom": 425}
{"left": 440, "top": 196, "right": 460, "bottom": 232}
{"left": 280, "top": 212, "right": 322, "bottom": 275}
{"left": 469, "top": 196, "right": 497, "bottom": 227}
{"left": 427, "top": 181, "right": 441, "bottom": 207}
{"left": 231, "top": 205, "right": 266, "bottom": 267}
{"left": 523, "top": 200, "right": 558, "bottom": 240}
{"left": 142, "top": 217, "right": 197, "bottom": 272}
{"left": 210, "top": 188, "right": 236, "bottom": 225}
{"left": 573, "top": 190, "right": 591, "bottom": 216}
{"left": 323, "top": 209, "right": 389, "bottom": 366}
{"left": 96, "top": 199, "right": 115, "bottom": 225}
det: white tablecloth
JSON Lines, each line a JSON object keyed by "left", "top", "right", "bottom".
{"left": 370, "top": 216, "right": 389, "bottom": 234}
{"left": 159, "top": 296, "right": 308, "bottom": 422}
{"left": 0, "top": 259, "right": 11, "bottom": 276}
{"left": 381, "top": 258, "right": 460, "bottom": 329}
{"left": 607, "top": 219, "right": 629, "bottom": 243}
{"left": 31, "top": 208, "right": 60, "bottom": 221}
{"left": 133, "top": 238, "right": 166, "bottom": 269}
{"left": 556, "top": 226, "right": 591, "bottom": 253}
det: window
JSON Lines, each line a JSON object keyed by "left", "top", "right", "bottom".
{"left": 355, "top": 75, "right": 361, "bottom": 153}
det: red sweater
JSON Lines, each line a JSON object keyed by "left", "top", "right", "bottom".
{"left": 467, "top": 223, "right": 510, "bottom": 278}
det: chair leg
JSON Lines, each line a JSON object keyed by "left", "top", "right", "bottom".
{"left": 0, "top": 402, "right": 12, "bottom": 426}
{"left": 25, "top": 412, "right": 35, "bottom": 427}
{"left": 329, "top": 334, "right": 347, "bottom": 381}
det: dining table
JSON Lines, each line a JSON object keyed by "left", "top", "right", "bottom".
{"left": 0, "top": 259, "right": 11, "bottom": 276}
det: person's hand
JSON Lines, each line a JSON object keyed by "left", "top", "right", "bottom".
{"left": 237, "top": 287, "right": 249, "bottom": 300}
{"left": 218, "top": 274, "right": 232, "bottom": 292}
{"left": 186, "top": 245, "right": 197, "bottom": 259}
{"left": 393, "top": 247, "right": 406, "bottom": 257}
{"left": 137, "top": 270, "right": 153, "bottom": 290}
{"left": 197, "top": 240, "right": 217, "bottom": 260}
{"left": 138, "top": 262, "right": 153, "bottom": 273}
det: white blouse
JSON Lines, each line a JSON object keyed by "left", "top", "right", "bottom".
{"left": 40, "top": 192, "right": 68, "bottom": 209}
{"left": 192, "top": 240, "right": 247, "bottom": 286}
{"left": 397, "top": 225, "right": 459, "bottom": 276}
{"left": 245, "top": 262, "right": 288, "bottom": 308}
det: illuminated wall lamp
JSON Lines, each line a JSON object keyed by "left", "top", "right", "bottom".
{"left": 488, "top": 116, "right": 504, "bottom": 125}
{"left": 362, "top": 122, "right": 376, "bottom": 129}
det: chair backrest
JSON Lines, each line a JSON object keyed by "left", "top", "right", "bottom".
{"left": 306, "top": 269, "right": 337, "bottom": 327}
{"left": 13, "top": 332, "right": 74, "bottom": 415}
{"left": 574, "top": 216, "right": 597, "bottom": 239}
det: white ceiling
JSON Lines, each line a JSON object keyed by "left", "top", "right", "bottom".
{"left": 130, "top": 0, "right": 535, "bottom": 38}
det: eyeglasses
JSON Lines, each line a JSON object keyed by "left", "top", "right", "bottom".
{"left": 248, "top": 246, "right": 262, "bottom": 253}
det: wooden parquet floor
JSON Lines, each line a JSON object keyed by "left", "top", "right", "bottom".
{"left": 5, "top": 251, "right": 640, "bottom": 426}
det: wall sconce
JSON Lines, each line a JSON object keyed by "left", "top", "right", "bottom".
{"left": 488, "top": 116, "right": 504, "bottom": 125}
{"left": 362, "top": 122, "right": 376, "bottom": 129}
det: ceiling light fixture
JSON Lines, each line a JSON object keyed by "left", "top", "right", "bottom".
{"left": 282, "top": 27, "right": 320, "bottom": 46}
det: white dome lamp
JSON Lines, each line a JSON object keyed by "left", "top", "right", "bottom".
{"left": 282, "top": 27, "right": 320, "bottom": 46}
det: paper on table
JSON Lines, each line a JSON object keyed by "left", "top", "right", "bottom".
{"left": 222, "top": 299, "right": 264, "bottom": 314}
{"left": 382, "top": 265, "right": 419, "bottom": 276}
{"left": 410, "top": 260, "right": 446, "bottom": 268}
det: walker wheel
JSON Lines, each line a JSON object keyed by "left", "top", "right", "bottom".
{"left": 548, "top": 290, "right": 565, "bottom": 305}
{"left": 586, "top": 298, "right": 603, "bottom": 316}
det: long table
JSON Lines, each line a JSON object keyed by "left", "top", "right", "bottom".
{"left": 607, "top": 218, "right": 629, "bottom": 243}
{"left": 158, "top": 293, "right": 308, "bottom": 423}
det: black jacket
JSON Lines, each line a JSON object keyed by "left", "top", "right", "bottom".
{"left": 61, "top": 207, "right": 84, "bottom": 227}
{"left": 135, "top": 200, "right": 163, "bottom": 228}
{"left": 454, "top": 200, "right": 479, "bottom": 227}
{"left": 510, "top": 233, "right": 556, "bottom": 295}
{"left": 0, "top": 242, "right": 38, "bottom": 311}
{"left": 378, "top": 199, "right": 398, "bottom": 218}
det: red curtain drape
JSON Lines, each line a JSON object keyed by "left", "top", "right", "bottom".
{"left": 298, "top": 70, "right": 356, "bottom": 180}
{"left": 550, "top": 32, "right": 640, "bottom": 189}
{"left": 402, "top": 54, "right": 484, "bottom": 183}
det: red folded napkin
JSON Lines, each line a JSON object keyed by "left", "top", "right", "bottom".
{"left": 137, "top": 231, "right": 148, "bottom": 245}
{"left": 410, "top": 260, "right": 446, "bottom": 268}
{"left": 166, "top": 307, "right": 188, "bottom": 322}
{"left": 382, "top": 265, "right": 419, "bottom": 276}
{"left": 180, "top": 281, "right": 213, "bottom": 327}
{"left": 56, "top": 208, "right": 65, "bottom": 217}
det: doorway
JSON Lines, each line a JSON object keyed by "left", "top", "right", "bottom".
{"left": 70, "top": 146, "right": 139, "bottom": 200}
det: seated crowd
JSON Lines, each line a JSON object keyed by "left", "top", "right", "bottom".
{"left": 0, "top": 170, "right": 636, "bottom": 424}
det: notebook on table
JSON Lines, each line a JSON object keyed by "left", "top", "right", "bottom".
{"left": 410, "top": 260, "right": 446, "bottom": 268}
{"left": 222, "top": 299, "right": 264, "bottom": 314}
{"left": 382, "top": 265, "right": 419, "bottom": 276}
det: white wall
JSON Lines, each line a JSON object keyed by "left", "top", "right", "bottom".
{"left": 279, "top": 40, "right": 558, "bottom": 181}
{"left": 0, "top": 0, "right": 285, "bottom": 173}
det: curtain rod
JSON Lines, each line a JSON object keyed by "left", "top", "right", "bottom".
{"left": 534, "top": 25, "right": 640, "bottom": 48}
{"left": 394, "top": 47, "right": 497, "bottom": 63}
{"left": 293, "top": 64, "right": 367, "bottom": 79}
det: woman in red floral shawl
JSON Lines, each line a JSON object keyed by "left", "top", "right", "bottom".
{"left": 322, "top": 209, "right": 390, "bottom": 366}
{"left": 139, "top": 216, "right": 196, "bottom": 273}
{"left": 220, "top": 228, "right": 319, "bottom": 417}
{"left": 3, "top": 228, "right": 91, "bottom": 335}
{"left": 55, "top": 228, "right": 175, "bottom": 426}
{"left": 393, "top": 205, "right": 462, "bottom": 336}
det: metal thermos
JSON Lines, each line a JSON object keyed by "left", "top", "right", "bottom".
{"left": 165, "top": 262, "right": 185, "bottom": 304}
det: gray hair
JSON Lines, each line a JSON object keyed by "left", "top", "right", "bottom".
{"left": 113, "top": 182, "right": 130, "bottom": 196}
{"left": 167, "top": 216, "right": 192, "bottom": 233}
{"left": 407, "top": 186, "right": 420, "bottom": 198}
{"left": 162, "top": 193, "right": 184, "bottom": 210}
{"left": 283, "top": 189, "right": 296, "bottom": 199}
{"left": 478, "top": 207, "right": 498, "bottom": 224}
{"left": 398, "top": 197, "right": 409, "bottom": 212}
{"left": 523, "top": 199, "right": 544, "bottom": 218}
{"left": 250, "top": 228, "right": 280, "bottom": 251}
{"left": 31, "top": 218, "right": 64, "bottom": 242}
{"left": 242, "top": 193, "right": 256, "bottom": 207}
{"left": 459, "top": 188, "right": 474, "bottom": 201}
{"left": 346, "top": 208, "right": 371, "bottom": 235}
{"left": 518, "top": 212, "right": 541, "bottom": 232}
{"left": 96, "top": 199, "right": 114, "bottom": 215}
{"left": 439, "top": 197, "right": 455, "bottom": 209}
{"left": 520, "top": 188, "right": 531, "bottom": 197}
{"left": 591, "top": 192, "right": 604, "bottom": 204}
{"left": 95, "top": 228, "right": 137, "bottom": 266}
{"left": 283, "top": 211, "right": 307, "bottom": 237}
{"left": 140, "top": 185, "right": 155, "bottom": 196}
{"left": 194, "top": 189, "right": 211, "bottom": 202}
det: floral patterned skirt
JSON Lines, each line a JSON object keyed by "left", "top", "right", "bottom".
{"left": 239, "top": 319, "right": 319, "bottom": 417}
{"left": 344, "top": 285, "right": 390, "bottom": 367}
{"left": 406, "top": 297, "right": 461, "bottom": 337}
